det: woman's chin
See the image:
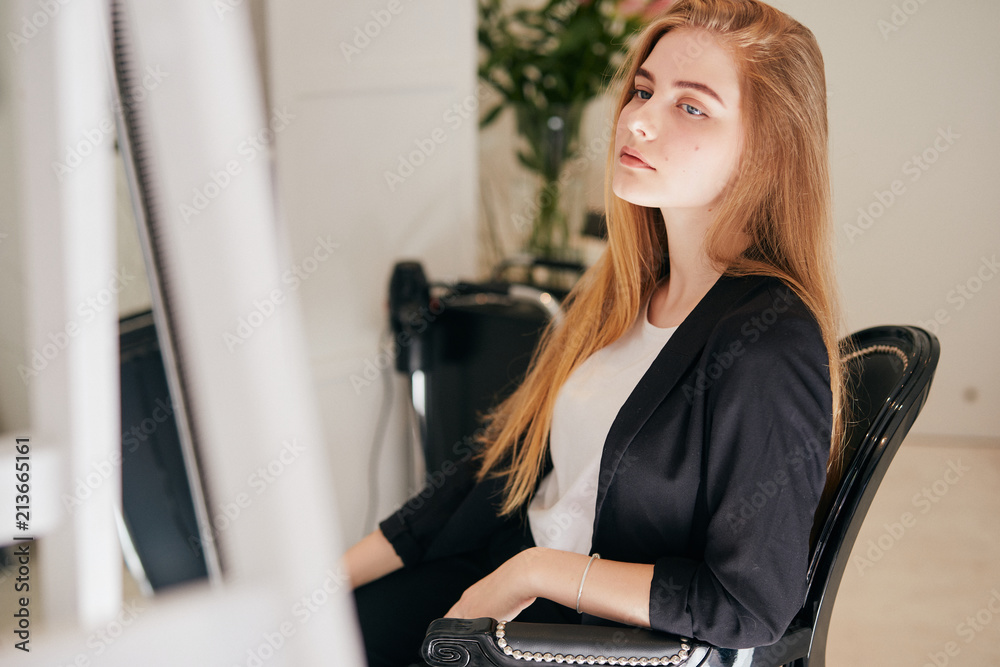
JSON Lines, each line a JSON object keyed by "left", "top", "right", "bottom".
{"left": 613, "top": 190, "right": 660, "bottom": 210}
{"left": 612, "top": 182, "right": 644, "bottom": 207}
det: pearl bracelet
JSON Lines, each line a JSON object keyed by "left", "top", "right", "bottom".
{"left": 575, "top": 553, "right": 600, "bottom": 614}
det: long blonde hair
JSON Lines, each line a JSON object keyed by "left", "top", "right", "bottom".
{"left": 477, "top": 0, "right": 844, "bottom": 515}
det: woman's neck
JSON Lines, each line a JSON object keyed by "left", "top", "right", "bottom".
{"left": 647, "top": 209, "right": 725, "bottom": 329}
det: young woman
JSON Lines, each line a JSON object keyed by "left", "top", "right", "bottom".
{"left": 345, "top": 0, "right": 844, "bottom": 663}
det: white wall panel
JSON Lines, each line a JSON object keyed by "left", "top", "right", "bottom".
{"left": 267, "top": 0, "right": 478, "bottom": 540}
{"left": 772, "top": 0, "right": 999, "bottom": 438}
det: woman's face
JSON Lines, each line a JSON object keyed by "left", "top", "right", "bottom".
{"left": 612, "top": 28, "right": 743, "bottom": 213}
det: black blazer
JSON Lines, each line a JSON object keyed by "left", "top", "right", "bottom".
{"left": 380, "top": 274, "right": 831, "bottom": 649}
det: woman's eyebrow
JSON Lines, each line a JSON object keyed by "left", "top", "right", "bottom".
{"left": 674, "top": 80, "right": 726, "bottom": 108}
{"left": 635, "top": 67, "right": 726, "bottom": 109}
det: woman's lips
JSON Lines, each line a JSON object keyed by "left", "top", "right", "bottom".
{"left": 619, "top": 146, "right": 653, "bottom": 169}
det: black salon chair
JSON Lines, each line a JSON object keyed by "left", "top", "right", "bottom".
{"left": 390, "top": 261, "right": 561, "bottom": 477}
{"left": 421, "top": 325, "right": 940, "bottom": 667}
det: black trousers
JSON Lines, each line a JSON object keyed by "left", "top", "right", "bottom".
{"left": 354, "top": 523, "right": 579, "bottom": 667}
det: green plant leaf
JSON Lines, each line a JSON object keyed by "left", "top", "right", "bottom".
{"left": 479, "top": 103, "right": 505, "bottom": 129}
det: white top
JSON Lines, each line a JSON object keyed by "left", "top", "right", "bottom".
{"left": 528, "top": 304, "right": 677, "bottom": 554}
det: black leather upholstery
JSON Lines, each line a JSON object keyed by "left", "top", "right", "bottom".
{"left": 423, "top": 617, "right": 717, "bottom": 666}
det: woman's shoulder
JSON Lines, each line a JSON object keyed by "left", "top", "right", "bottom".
{"left": 693, "top": 275, "right": 832, "bottom": 413}
{"left": 716, "top": 274, "right": 818, "bottom": 324}
{"left": 708, "top": 274, "right": 825, "bottom": 358}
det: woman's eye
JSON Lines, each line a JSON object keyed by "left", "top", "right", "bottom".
{"left": 631, "top": 88, "right": 652, "bottom": 101}
{"left": 680, "top": 103, "right": 706, "bottom": 117}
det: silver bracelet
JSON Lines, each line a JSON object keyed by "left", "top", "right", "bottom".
{"left": 575, "top": 553, "right": 600, "bottom": 614}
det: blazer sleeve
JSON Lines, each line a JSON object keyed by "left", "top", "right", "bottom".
{"left": 378, "top": 443, "right": 481, "bottom": 567}
{"left": 379, "top": 442, "right": 543, "bottom": 567}
{"left": 648, "top": 308, "right": 831, "bottom": 648}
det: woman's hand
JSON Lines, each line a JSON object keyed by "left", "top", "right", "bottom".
{"left": 445, "top": 548, "right": 541, "bottom": 621}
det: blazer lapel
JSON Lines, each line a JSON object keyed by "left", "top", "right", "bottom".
{"left": 592, "top": 273, "right": 766, "bottom": 523}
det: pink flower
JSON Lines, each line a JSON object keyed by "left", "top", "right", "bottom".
{"left": 616, "top": 0, "right": 647, "bottom": 16}
{"left": 641, "top": 0, "right": 674, "bottom": 19}
{"left": 617, "top": 0, "right": 675, "bottom": 20}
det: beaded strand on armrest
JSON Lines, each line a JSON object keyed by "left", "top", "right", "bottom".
{"left": 493, "top": 621, "right": 692, "bottom": 665}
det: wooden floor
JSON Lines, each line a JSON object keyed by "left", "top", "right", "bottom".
{"left": 827, "top": 434, "right": 1000, "bottom": 666}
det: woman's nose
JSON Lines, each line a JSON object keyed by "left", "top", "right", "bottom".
{"left": 626, "top": 106, "right": 656, "bottom": 140}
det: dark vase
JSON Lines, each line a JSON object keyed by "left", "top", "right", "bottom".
{"left": 511, "top": 101, "right": 588, "bottom": 262}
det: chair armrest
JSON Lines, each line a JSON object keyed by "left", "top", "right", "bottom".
{"left": 421, "top": 617, "right": 713, "bottom": 666}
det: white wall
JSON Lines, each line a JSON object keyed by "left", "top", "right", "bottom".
{"left": 266, "top": 0, "right": 479, "bottom": 542}
{"left": 773, "top": 0, "right": 999, "bottom": 438}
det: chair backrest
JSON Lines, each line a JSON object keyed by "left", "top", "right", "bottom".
{"left": 797, "top": 325, "right": 940, "bottom": 665}
{"left": 415, "top": 282, "right": 556, "bottom": 474}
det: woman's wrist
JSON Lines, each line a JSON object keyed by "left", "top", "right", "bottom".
{"left": 507, "top": 546, "right": 552, "bottom": 604}
{"left": 518, "top": 547, "right": 581, "bottom": 609}
{"left": 513, "top": 547, "right": 544, "bottom": 599}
